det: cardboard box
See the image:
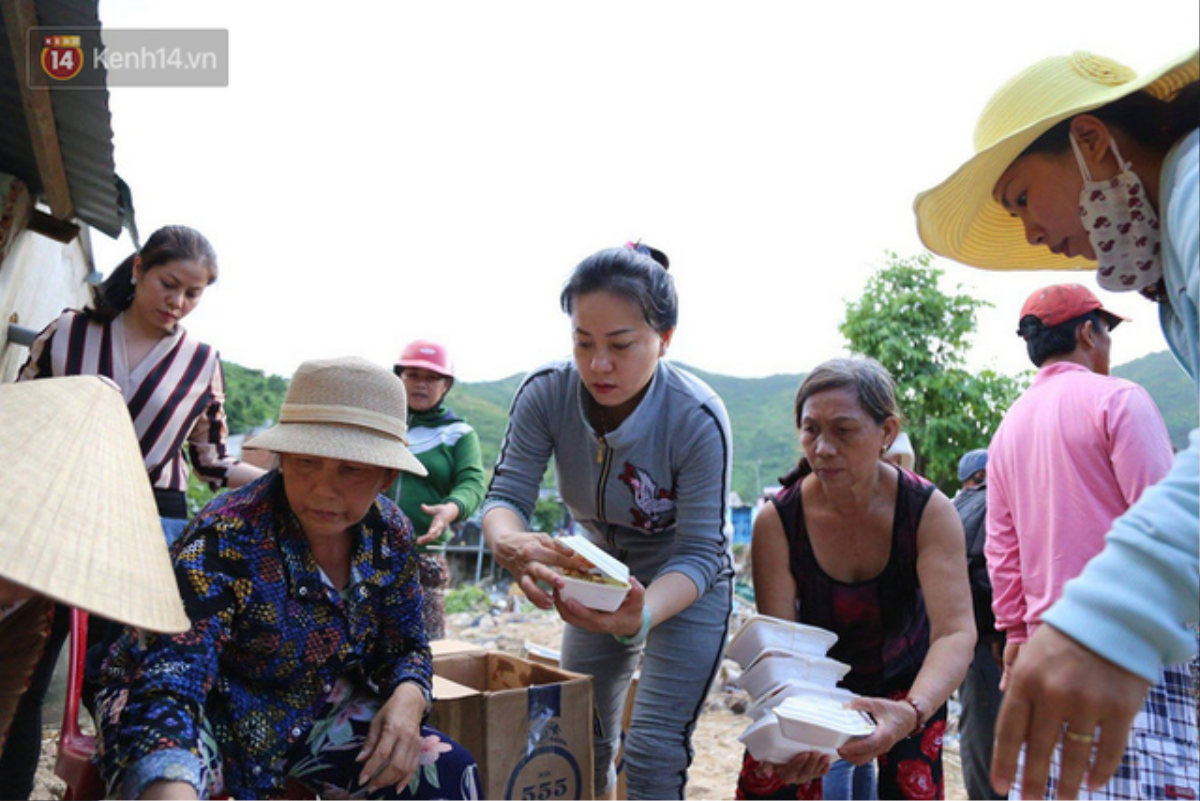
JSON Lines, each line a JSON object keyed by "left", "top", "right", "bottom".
{"left": 614, "top": 672, "right": 638, "bottom": 799}
{"left": 516, "top": 643, "right": 638, "bottom": 798}
{"left": 431, "top": 638, "right": 487, "bottom": 658}
{"left": 432, "top": 651, "right": 595, "bottom": 800}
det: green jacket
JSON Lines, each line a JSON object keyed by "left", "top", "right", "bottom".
{"left": 386, "top": 404, "right": 485, "bottom": 550}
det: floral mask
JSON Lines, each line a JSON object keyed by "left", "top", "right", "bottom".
{"left": 1071, "top": 135, "right": 1162, "bottom": 293}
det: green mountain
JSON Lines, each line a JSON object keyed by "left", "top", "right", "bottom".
{"left": 1112, "top": 350, "right": 1196, "bottom": 450}
{"left": 215, "top": 350, "right": 1195, "bottom": 505}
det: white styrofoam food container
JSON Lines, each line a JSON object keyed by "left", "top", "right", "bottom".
{"left": 738, "top": 711, "right": 814, "bottom": 764}
{"left": 726, "top": 615, "right": 838, "bottom": 668}
{"left": 774, "top": 696, "right": 876, "bottom": 752}
{"left": 735, "top": 649, "right": 852, "bottom": 699}
{"left": 746, "top": 679, "right": 857, "bottom": 721}
{"left": 553, "top": 535, "right": 631, "bottom": 612}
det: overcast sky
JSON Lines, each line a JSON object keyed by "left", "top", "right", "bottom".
{"left": 89, "top": 1, "right": 1199, "bottom": 383}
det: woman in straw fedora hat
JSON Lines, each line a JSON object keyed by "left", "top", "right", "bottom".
{"left": 2, "top": 225, "right": 266, "bottom": 798}
{"left": 92, "top": 357, "right": 479, "bottom": 801}
{"left": 915, "top": 50, "right": 1199, "bottom": 800}
{"left": 0, "top": 376, "right": 189, "bottom": 755}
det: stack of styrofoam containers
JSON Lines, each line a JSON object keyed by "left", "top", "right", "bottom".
{"left": 729, "top": 615, "right": 875, "bottom": 762}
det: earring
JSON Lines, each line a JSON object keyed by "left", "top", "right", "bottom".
{"left": 130, "top": 275, "right": 137, "bottom": 286}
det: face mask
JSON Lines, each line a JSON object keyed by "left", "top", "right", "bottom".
{"left": 1071, "top": 135, "right": 1162, "bottom": 293}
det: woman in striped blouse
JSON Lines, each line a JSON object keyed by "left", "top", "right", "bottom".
{"left": 0, "top": 225, "right": 264, "bottom": 800}
{"left": 19, "top": 224, "right": 265, "bottom": 524}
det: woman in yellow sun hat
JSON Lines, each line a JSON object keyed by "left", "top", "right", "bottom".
{"left": 915, "top": 50, "right": 1198, "bottom": 800}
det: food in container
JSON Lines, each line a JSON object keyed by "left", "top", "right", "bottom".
{"left": 745, "top": 678, "right": 857, "bottom": 721}
{"left": 726, "top": 615, "right": 838, "bottom": 668}
{"left": 774, "top": 695, "right": 876, "bottom": 753}
{"left": 552, "top": 535, "right": 631, "bottom": 612}
{"left": 734, "top": 649, "right": 852, "bottom": 699}
{"left": 737, "top": 711, "right": 814, "bottom": 764}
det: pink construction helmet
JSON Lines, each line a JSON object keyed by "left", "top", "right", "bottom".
{"left": 395, "top": 339, "right": 455, "bottom": 378}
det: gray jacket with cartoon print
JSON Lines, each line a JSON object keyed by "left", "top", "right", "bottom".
{"left": 482, "top": 359, "right": 734, "bottom": 594}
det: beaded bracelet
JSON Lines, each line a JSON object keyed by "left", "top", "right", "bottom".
{"left": 614, "top": 607, "right": 652, "bottom": 646}
{"left": 902, "top": 696, "right": 926, "bottom": 737}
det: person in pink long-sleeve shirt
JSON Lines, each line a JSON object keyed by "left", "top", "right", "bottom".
{"left": 984, "top": 284, "right": 1194, "bottom": 799}
{"left": 985, "top": 285, "right": 1173, "bottom": 651}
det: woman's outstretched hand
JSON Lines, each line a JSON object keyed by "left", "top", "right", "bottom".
{"left": 417, "top": 502, "right": 460, "bottom": 546}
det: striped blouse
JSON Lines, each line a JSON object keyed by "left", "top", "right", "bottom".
{"left": 19, "top": 309, "right": 236, "bottom": 494}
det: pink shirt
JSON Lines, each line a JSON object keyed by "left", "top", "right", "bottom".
{"left": 985, "top": 361, "right": 1173, "bottom": 643}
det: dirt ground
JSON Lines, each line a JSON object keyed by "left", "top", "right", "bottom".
{"left": 32, "top": 599, "right": 967, "bottom": 800}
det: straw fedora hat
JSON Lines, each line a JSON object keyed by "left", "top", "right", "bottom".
{"left": 0, "top": 377, "right": 188, "bottom": 633}
{"left": 245, "top": 356, "right": 427, "bottom": 475}
{"left": 914, "top": 49, "right": 1199, "bottom": 272}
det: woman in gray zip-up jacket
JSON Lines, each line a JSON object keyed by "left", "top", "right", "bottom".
{"left": 483, "top": 243, "right": 734, "bottom": 800}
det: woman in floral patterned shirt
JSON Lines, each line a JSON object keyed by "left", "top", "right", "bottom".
{"left": 95, "top": 357, "right": 479, "bottom": 800}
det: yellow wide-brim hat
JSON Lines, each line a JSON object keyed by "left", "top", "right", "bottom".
{"left": 0, "top": 377, "right": 189, "bottom": 633}
{"left": 914, "top": 49, "right": 1199, "bottom": 272}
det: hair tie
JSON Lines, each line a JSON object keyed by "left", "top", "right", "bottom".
{"left": 624, "top": 241, "right": 652, "bottom": 257}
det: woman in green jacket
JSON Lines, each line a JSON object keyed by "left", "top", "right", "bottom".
{"left": 389, "top": 339, "right": 486, "bottom": 638}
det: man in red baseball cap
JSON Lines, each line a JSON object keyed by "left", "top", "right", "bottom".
{"left": 1014, "top": 284, "right": 1129, "bottom": 376}
{"left": 982, "top": 283, "right": 1188, "bottom": 797}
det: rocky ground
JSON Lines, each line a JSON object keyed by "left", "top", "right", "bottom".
{"left": 31, "top": 588, "right": 967, "bottom": 799}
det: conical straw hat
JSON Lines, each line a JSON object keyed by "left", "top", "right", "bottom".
{"left": 0, "top": 377, "right": 188, "bottom": 633}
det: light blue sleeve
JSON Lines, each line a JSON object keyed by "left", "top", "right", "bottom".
{"left": 1041, "top": 131, "right": 1200, "bottom": 683}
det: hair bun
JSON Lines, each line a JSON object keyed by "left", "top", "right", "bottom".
{"left": 1017, "top": 314, "right": 1045, "bottom": 340}
{"left": 624, "top": 241, "right": 670, "bottom": 270}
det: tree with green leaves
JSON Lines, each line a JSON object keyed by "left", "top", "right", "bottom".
{"left": 840, "top": 252, "right": 1025, "bottom": 493}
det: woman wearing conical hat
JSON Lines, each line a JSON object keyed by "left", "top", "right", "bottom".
{"left": 0, "top": 377, "right": 189, "bottom": 755}
{"left": 915, "top": 49, "right": 1198, "bottom": 800}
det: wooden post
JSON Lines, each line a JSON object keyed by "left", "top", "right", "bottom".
{"left": 1, "top": 0, "right": 76, "bottom": 226}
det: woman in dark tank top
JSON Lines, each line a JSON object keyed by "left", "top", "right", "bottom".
{"left": 738, "top": 358, "right": 975, "bottom": 801}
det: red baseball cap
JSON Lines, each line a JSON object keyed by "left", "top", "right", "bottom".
{"left": 1018, "top": 284, "right": 1129, "bottom": 335}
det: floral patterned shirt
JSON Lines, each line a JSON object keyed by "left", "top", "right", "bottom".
{"left": 96, "top": 472, "right": 431, "bottom": 799}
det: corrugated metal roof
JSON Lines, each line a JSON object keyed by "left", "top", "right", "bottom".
{"left": 0, "top": 0, "right": 124, "bottom": 237}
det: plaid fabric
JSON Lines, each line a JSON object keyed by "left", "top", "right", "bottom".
{"left": 1012, "top": 654, "right": 1199, "bottom": 800}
